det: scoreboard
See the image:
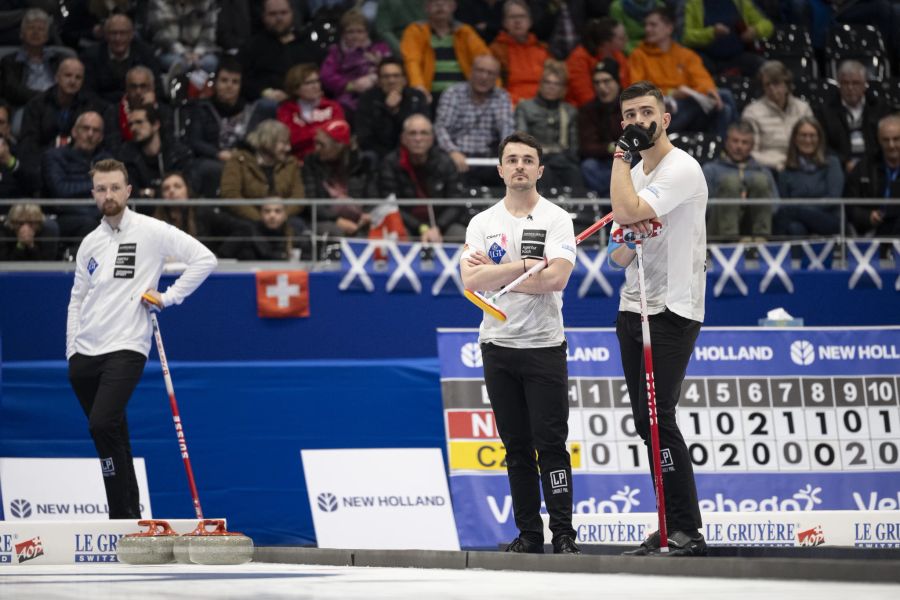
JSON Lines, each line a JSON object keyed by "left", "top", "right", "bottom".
{"left": 438, "top": 327, "right": 900, "bottom": 548}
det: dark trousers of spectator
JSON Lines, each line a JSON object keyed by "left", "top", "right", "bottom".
{"left": 481, "top": 341, "right": 576, "bottom": 544}
{"left": 773, "top": 205, "right": 840, "bottom": 237}
{"left": 616, "top": 309, "right": 703, "bottom": 532}
{"left": 581, "top": 157, "right": 613, "bottom": 197}
{"left": 537, "top": 153, "right": 586, "bottom": 197}
{"left": 69, "top": 350, "right": 147, "bottom": 519}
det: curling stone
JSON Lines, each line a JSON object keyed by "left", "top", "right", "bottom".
{"left": 174, "top": 519, "right": 254, "bottom": 565}
{"left": 117, "top": 520, "right": 179, "bottom": 565}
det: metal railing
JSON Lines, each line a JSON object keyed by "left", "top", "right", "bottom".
{"left": 1, "top": 197, "right": 898, "bottom": 270}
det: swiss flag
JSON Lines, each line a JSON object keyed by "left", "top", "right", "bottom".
{"left": 255, "top": 271, "right": 309, "bottom": 318}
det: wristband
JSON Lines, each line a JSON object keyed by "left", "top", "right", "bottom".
{"left": 523, "top": 259, "right": 527, "bottom": 273}
{"left": 614, "top": 150, "right": 632, "bottom": 163}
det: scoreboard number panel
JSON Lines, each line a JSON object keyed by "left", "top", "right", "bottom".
{"left": 442, "top": 373, "right": 899, "bottom": 474}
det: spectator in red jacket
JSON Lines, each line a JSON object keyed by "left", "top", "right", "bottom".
{"left": 276, "top": 63, "right": 345, "bottom": 163}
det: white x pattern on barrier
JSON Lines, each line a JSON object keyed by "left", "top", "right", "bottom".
{"left": 800, "top": 240, "right": 835, "bottom": 270}
{"left": 710, "top": 244, "right": 748, "bottom": 297}
{"left": 338, "top": 239, "right": 376, "bottom": 292}
{"left": 577, "top": 249, "right": 613, "bottom": 298}
{"left": 431, "top": 244, "right": 465, "bottom": 296}
{"left": 847, "top": 240, "right": 882, "bottom": 289}
{"left": 386, "top": 242, "right": 423, "bottom": 293}
{"left": 758, "top": 243, "right": 794, "bottom": 294}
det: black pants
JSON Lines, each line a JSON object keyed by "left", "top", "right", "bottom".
{"left": 481, "top": 342, "right": 575, "bottom": 543}
{"left": 69, "top": 350, "right": 147, "bottom": 519}
{"left": 616, "top": 309, "right": 703, "bottom": 532}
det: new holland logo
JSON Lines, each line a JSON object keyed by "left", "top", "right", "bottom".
{"left": 460, "top": 342, "right": 483, "bottom": 368}
{"left": 9, "top": 498, "right": 32, "bottom": 518}
{"left": 790, "top": 340, "right": 815, "bottom": 366}
{"left": 317, "top": 492, "right": 338, "bottom": 512}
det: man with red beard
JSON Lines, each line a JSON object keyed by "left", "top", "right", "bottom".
{"left": 66, "top": 158, "right": 216, "bottom": 519}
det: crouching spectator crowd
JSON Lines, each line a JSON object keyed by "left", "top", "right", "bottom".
{"left": 1, "top": 0, "right": 899, "bottom": 262}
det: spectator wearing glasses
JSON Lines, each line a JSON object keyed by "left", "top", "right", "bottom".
{"left": 378, "top": 114, "right": 465, "bottom": 242}
{"left": 815, "top": 60, "right": 891, "bottom": 175}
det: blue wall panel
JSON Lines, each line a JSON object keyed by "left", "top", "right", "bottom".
{"left": 0, "top": 359, "right": 444, "bottom": 545}
{"left": 1, "top": 270, "right": 898, "bottom": 362}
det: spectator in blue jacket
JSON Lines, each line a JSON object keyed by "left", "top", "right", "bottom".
{"left": 775, "top": 116, "right": 845, "bottom": 237}
{"left": 42, "top": 111, "right": 112, "bottom": 242}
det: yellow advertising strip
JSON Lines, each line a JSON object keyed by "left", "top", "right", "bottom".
{"left": 449, "top": 441, "right": 583, "bottom": 471}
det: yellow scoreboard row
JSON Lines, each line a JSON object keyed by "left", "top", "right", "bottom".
{"left": 448, "top": 440, "right": 583, "bottom": 471}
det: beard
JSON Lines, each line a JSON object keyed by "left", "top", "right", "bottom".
{"left": 102, "top": 200, "right": 125, "bottom": 217}
{"left": 646, "top": 119, "right": 663, "bottom": 143}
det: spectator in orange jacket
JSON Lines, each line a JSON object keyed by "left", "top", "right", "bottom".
{"left": 489, "top": 0, "right": 549, "bottom": 105}
{"left": 629, "top": 8, "right": 735, "bottom": 137}
{"left": 276, "top": 63, "right": 345, "bottom": 162}
{"left": 400, "top": 0, "right": 490, "bottom": 105}
{"left": 565, "top": 17, "right": 630, "bottom": 107}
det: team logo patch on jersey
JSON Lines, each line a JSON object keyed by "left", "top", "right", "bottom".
{"left": 488, "top": 242, "right": 507, "bottom": 263}
{"left": 87, "top": 257, "right": 98, "bottom": 275}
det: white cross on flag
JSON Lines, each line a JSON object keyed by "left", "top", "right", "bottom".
{"left": 256, "top": 271, "right": 309, "bottom": 318}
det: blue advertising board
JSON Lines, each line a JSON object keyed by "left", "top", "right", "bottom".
{"left": 438, "top": 327, "right": 900, "bottom": 548}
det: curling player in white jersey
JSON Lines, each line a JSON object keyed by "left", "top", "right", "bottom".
{"left": 66, "top": 159, "right": 217, "bottom": 519}
{"left": 460, "top": 132, "right": 581, "bottom": 554}
{"left": 607, "top": 81, "right": 708, "bottom": 556}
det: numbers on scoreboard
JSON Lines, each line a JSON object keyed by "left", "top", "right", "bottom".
{"left": 470, "top": 373, "right": 900, "bottom": 474}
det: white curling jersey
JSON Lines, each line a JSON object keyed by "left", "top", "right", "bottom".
{"left": 464, "top": 196, "right": 576, "bottom": 348}
{"left": 66, "top": 208, "right": 217, "bottom": 359}
{"left": 618, "top": 147, "right": 707, "bottom": 322}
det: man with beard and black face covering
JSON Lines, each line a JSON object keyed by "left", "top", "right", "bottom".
{"left": 119, "top": 103, "right": 193, "bottom": 204}
{"left": 607, "top": 80, "right": 708, "bottom": 557}
{"left": 67, "top": 158, "right": 216, "bottom": 519}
